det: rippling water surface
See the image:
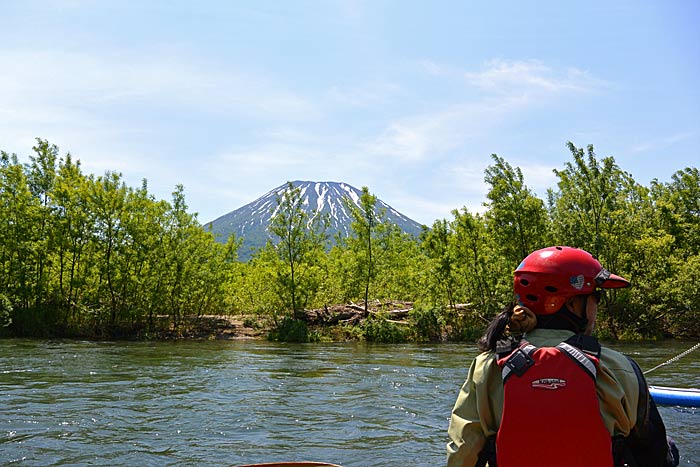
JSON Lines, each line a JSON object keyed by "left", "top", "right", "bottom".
{"left": 1, "top": 339, "right": 698, "bottom": 466}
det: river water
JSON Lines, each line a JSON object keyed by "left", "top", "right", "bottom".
{"left": 1, "top": 339, "right": 698, "bottom": 467}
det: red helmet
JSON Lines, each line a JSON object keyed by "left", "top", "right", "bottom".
{"left": 514, "top": 246, "right": 630, "bottom": 315}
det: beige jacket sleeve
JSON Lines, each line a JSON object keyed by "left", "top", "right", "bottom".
{"left": 596, "top": 347, "right": 640, "bottom": 437}
{"left": 446, "top": 352, "right": 503, "bottom": 467}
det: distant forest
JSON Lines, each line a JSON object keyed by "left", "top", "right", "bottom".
{"left": 1, "top": 139, "right": 699, "bottom": 341}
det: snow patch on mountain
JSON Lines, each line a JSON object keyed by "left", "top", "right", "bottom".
{"left": 206, "top": 181, "right": 425, "bottom": 260}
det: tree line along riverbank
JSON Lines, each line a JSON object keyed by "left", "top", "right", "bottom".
{"left": 1, "top": 139, "right": 699, "bottom": 342}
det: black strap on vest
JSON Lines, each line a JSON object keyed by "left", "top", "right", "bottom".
{"left": 563, "top": 333, "right": 601, "bottom": 358}
{"left": 496, "top": 334, "right": 601, "bottom": 358}
{"left": 498, "top": 334, "right": 601, "bottom": 384}
{"left": 612, "top": 436, "right": 632, "bottom": 467}
{"left": 500, "top": 342, "right": 537, "bottom": 383}
{"left": 475, "top": 435, "right": 497, "bottom": 467}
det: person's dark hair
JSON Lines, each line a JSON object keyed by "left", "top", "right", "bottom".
{"left": 478, "top": 302, "right": 516, "bottom": 352}
{"left": 478, "top": 297, "right": 590, "bottom": 352}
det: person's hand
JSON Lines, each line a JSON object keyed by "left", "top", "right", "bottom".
{"left": 507, "top": 305, "right": 537, "bottom": 334}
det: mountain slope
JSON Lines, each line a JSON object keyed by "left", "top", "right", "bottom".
{"left": 205, "top": 181, "right": 425, "bottom": 259}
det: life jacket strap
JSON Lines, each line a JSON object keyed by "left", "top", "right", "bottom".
{"left": 557, "top": 342, "right": 597, "bottom": 379}
{"left": 475, "top": 435, "right": 497, "bottom": 467}
{"left": 501, "top": 342, "right": 536, "bottom": 382}
{"left": 563, "top": 333, "right": 602, "bottom": 358}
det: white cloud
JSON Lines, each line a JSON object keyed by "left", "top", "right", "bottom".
{"left": 0, "top": 49, "right": 319, "bottom": 121}
{"left": 0, "top": 47, "right": 614, "bottom": 226}
{"left": 0, "top": 47, "right": 322, "bottom": 215}
{"left": 463, "top": 59, "right": 606, "bottom": 96}
{"left": 326, "top": 82, "right": 401, "bottom": 108}
{"left": 629, "top": 130, "right": 697, "bottom": 154}
{"left": 418, "top": 59, "right": 455, "bottom": 78}
{"left": 367, "top": 119, "right": 439, "bottom": 162}
{"left": 361, "top": 59, "right": 606, "bottom": 164}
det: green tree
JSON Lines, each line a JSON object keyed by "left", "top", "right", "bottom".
{"left": 26, "top": 139, "right": 59, "bottom": 308}
{"left": 321, "top": 239, "right": 357, "bottom": 305}
{"left": 237, "top": 245, "right": 284, "bottom": 316}
{"left": 160, "top": 185, "right": 203, "bottom": 326}
{"left": 268, "top": 182, "right": 328, "bottom": 319}
{"left": 420, "top": 219, "right": 457, "bottom": 309}
{"left": 652, "top": 167, "right": 700, "bottom": 255}
{"left": 116, "top": 181, "right": 168, "bottom": 328}
{"left": 631, "top": 168, "right": 700, "bottom": 337}
{"left": 0, "top": 152, "right": 41, "bottom": 311}
{"left": 548, "top": 143, "right": 636, "bottom": 259}
{"left": 548, "top": 142, "right": 649, "bottom": 336}
{"left": 87, "top": 171, "right": 129, "bottom": 326}
{"left": 52, "top": 154, "right": 93, "bottom": 326}
{"left": 344, "top": 187, "right": 385, "bottom": 313}
{"left": 484, "top": 154, "right": 548, "bottom": 264}
{"left": 373, "top": 223, "right": 423, "bottom": 301}
{"left": 0, "top": 293, "right": 12, "bottom": 328}
{"left": 451, "top": 208, "right": 509, "bottom": 318}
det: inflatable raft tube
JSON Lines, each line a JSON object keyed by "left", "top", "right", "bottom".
{"left": 649, "top": 385, "right": 700, "bottom": 407}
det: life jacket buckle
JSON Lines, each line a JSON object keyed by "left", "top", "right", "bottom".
{"left": 505, "top": 347, "right": 534, "bottom": 377}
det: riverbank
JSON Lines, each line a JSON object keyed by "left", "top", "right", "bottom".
{"left": 3, "top": 300, "right": 694, "bottom": 342}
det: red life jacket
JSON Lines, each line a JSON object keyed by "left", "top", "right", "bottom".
{"left": 495, "top": 337, "right": 613, "bottom": 467}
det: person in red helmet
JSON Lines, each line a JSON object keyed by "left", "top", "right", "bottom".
{"left": 446, "top": 246, "right": 679, "bottom": 467}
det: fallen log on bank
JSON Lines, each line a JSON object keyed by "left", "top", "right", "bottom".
{"left": 300, "top": 300, "right": 414, "bottom": 325}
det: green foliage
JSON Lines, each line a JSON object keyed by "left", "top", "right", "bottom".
{"left": 652, "top": 168, "right": 700, "bottom": 254}
{"left": 243, "top": 316, "right": 259, "bottom": 329}
{"left": 408, "top": 305, "right": 445, "bottom": 342}
{"left": 0, "top": 293, "right": 12, "bottom": 327}
{"left": 420, "top": 220, "right": 457, "bottom": 309}
{"left": 548, "top": 143, "right": 638, "bottom": 260}
{"left": 450, "top": 208, "right": 511, "bottom": 317}
{"left": 442, "top": 306, "right": 487, "bottom": 342}
{"left": 0, "top": 140, "right": 237, "bottom": 338}
{"left": 653, "top": 254, "right": 700, "bottom": 338}
{"left": 373, "top": 225, "right": 424, "bottom": 301}
{"left": 547, "top": 142, "right": 651, "bottom": 336}
{"left": 484, "top": 154, "right": 549, "bottom": 264}
{"left": 268, "top": 317, "right": 310, "bottom": 343}
{"left": 269, "top": 182, "right": 328, "bottom": 319}
{"left": 362, "top": 313, "right": 408, "bottom": 343}
{"left": 1, "top": 138, "right": 699, "bottom": 340}
{"left": 344, "top": 187, "right": 384, "bottom": 311}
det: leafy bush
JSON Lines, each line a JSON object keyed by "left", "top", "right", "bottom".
{"left": 242, "top": 316, "right": 259, "bottom": 329}
{"left": 362, "top": 314, "right": 408, "bottom": 343}
{"left": 0, "top": 293, "right": 12, "bottom": 328}
{"left": 409, "top": 305, "right": 445, "bottom": 342}
{"left": 268, "top": 317, "right": 309, "bottom": 343}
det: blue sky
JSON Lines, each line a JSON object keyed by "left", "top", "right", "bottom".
{"left": 1, "top": 1, "right": 698, "bottom": 226}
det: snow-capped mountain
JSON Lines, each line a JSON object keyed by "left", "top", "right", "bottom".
{"left": 205, "top": 181, "right": 425, "bottom": 260}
